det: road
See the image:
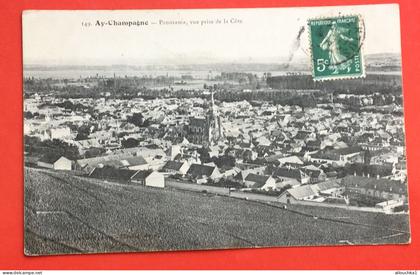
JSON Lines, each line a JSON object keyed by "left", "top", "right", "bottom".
{"left": 165, "top": 178, "right": 280, "bottom": 202}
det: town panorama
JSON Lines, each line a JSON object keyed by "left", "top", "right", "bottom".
{"left": 23, "top": 55, "right": 410, "bottom": 254}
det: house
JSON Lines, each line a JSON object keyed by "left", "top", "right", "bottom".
{"left": 278, "top": 185, "right": 317, "bottom": 204}
{"left": 74, "top": 138, "right": 101, "bottom": 152}
{"left": 369, "top": 149, "right": 399, "bottom": 165}
{"left": 341, "top": 176, "right": 408, "bottom": 203}
{"left": 37, "top": 156, "right": 72, "bottom": 171}
{"left": 332, "top": 141, "right": 349, "bottom": 149}
{"left": 301, "top": 166, "right": 327, "bottom": 183}
{"left": 243, "top": 173, "right": 276, "bottom": 190}
{"left": 120, "top": 156, "right": 149, "bottom": 170}
{"left": 88, "top": 166, "right": 138, "bottom": 182}
{"left": 347, "top": 164, "right": 393, "bottom": 178}
{"left": 222, "top": 167, "right": 241, "bottom": 178}
{"left": 310, "top": 146, "right": 364, "bottom": 166}
{"left": 208, "top": 145, "right": 221, "bottom": 158}
{"left": 232, "top": 163, "right": 267, "bottom": 183}
{"left": 235, "top": 163, "right": 266, "bottom": 175}
{"left": 186, "top": 164, "right": 222, "bottom": 183}
{"left": 255, "top": 136, "right": 271, "bottom": 146}
{"left": 131, "top": 170, "right": 165, "bottom": 188}
{"left": 228, "top": 148, "right": 258, "bottom": 162}
{"left": 137, "top": 148, "right": 167, "bottom": 170}
{"left": 266, "top": 155, "right": 304, "bottom": 166}
{"left": 76, "top": 154, "right": 149, "bottom": 173}
{"left": 294, "top": 130, "right": 315, "bottom": 142}
{"left": 88, "top": 167, "right": 165, "bottom": 188}
{"left": 72, "top": 139, "right": 103, "bottom": 155}
{"left": 277, "top": 180, "right": 343, "bottom": 204}
{"left": 45, "top": 127, "right": 72, "bottom": 140}
{"left": 277, "top": 114, "right": 291, "bottom": 127}
{"left": 313, "top": 180, "right": 344, "bottom": 197}
{"left": 273, "top": 167, "right": 310, "bottom": 185}
{"left": 375, "top": 200, "right": 404, "bottom": 213}
{"left": 77, "top": 154, "right": 129, "bottom": 172}
{"left": 162, "top": 160, "right": 190, "bottom": 175}
{"left": 305, "top": 139, "right": 322, "bottom": 151}
{"left": 166, "top": 145, "right": 181, "bottom": 160}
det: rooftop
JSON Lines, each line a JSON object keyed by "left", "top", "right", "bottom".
{"left": 341, "top": 176, "right": 407, "bottom": 195}
{"left": 187, "top": 164, "right": 216, "bottom": 178}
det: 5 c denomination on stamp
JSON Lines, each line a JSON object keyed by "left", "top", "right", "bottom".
{"left": 308, "top": 15, "right": 365, "bottom": 81}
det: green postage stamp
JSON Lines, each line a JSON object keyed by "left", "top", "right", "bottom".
{"left": 308, "top": 15, "right": 365, "bottom": 81}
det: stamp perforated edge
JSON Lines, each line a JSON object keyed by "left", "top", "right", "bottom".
{"left": 307, "top": 14, "right": 366, "bottom": 82}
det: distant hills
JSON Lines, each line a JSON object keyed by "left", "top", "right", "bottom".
{"left": 24, "top": 53, "right": 401, "bottom": 73}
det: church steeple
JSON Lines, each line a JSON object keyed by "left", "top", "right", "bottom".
{"left": 206, "top": 88, "right": 223, "bottom": 146}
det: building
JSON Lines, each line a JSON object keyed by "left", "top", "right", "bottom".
{"left": 73, "top": 138, "right": 102, "bottom": 154}
{"left": 186, "top": 90, "right": 223, "bottom": 147}
{"left": 341, "top": 176, "right": 408, "bottom": 203}
{"left": 45, "top": 127, "right": 72, "bottom": 140}
{"left": 276, "top": 155, "right": 304, "bottom": 166}
{"left": 375, "top": 200, "right": 404, "bottom": 213}
{"left": 243, "top": 173, "right": 276, "bottom": 190}
{"left": 207, "top": 90, "right": 223, "bottom": 145}
{"left": 273, "top": 167, "right": 310, "bottom": 185}
{"left": 187, "top": 117, "right": 209, "bottom": 145}
{"left": 313, "top": 180, "right": 344, "bottom": 196}
{"left": 131, "top": 170, "right": 165, "bottom": 188}
{"left": 305, "top": 139, "right": 322, "bottom": 151}
{"left": 278, "top": 185, "right": 317, "bottom": 204}
{"left": 186, "top": 163, "right": 222, "bottom": 183}
{"left": 37, "top": 156, "right": 72, "bottom": 170}
{"left": 89, "top": 167, "right": 165, "bottom": 188}
{"left": 166, "top": 145, "right": 181, "bottom": 160}
{"left": 76, "top": 154, "right": 149, "bottom": 173}
{"left": 162, "top": 160, "right": 190, "bottom": 175}
{"left": 121, "top": 156, "right": 149, "bottom": 170}
{"left": 301, "top": 166, "right": 327, "bottom": 183}
{"left": 88, "top": 166, "right": 138, "bottom": 182}
{"left": 278, "top": 180, "right": 343, "bottom": 204}
{"left": 310, "top": 146, "right": 365, "bottom": 166}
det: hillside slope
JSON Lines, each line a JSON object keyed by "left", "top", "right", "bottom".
{"left": 24, "top": 168, "right": 410, "bottom": 255}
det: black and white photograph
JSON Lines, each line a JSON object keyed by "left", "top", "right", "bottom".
{"left": 23, "top": 4, "right": 410, "bottom": 256}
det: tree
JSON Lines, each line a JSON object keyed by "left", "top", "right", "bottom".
{"left": 84, "top": 147, "right": 106, "bottom": 158}
{"left": 127, "top": 112, "right": 150, "bottom": 128}
{"left": 75, "top": 125, "right": 91, "bottom": 140}
{"left": 364, "top": 150, "right": 371, "bottom": 165}
{"left": 197, "top": 147, "right": 211, "bottom": 164}
{"left": 24, "top": 135, "right": 80, "bottom": 160}
{"left": 57, "top": 100, "right": 74, "bottom": 110}
{"left": 24, "top": 111, "right": 34, "bottom": 119}
{"left": 212, "top": 155, "right": 236, "bottom": 169}
{"left": 121, "top": 138, "right": 139, "bottom": 148}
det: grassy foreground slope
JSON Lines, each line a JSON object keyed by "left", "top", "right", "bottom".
{"left": 24, "top": 168, "right": 410, "bottom": 255}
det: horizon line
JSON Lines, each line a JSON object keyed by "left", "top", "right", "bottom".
{"left": 23, "top": 52, "right": 401, "bottom": 69}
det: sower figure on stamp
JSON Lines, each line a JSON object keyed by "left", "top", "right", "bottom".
{"left": 320, "top": 22, "right": 354, "bottom": 74}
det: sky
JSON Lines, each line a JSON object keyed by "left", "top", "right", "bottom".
{"left": 23, "top": 4, "right": 402, "bottom": 66}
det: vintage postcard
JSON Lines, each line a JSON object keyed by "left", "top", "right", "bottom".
{"left": 23, "top": 4, "right": 409, "bottom": 256}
